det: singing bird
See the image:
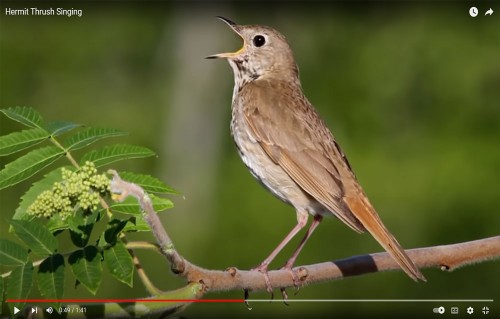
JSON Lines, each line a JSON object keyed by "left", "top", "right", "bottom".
{"left": 207, "top": 17, "right": 426, "bottom": 290}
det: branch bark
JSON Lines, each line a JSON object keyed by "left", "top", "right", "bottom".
{"left": 109, "top": 171, "right": 500, "bottom": 295}
{"left": 174, "top": 236, "right": 500, "bottom": 293}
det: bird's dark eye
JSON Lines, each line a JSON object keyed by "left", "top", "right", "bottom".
{"left": 253, "top": 35, "right": 266, "bottom": 47}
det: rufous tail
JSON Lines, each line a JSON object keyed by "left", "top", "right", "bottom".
{"left": 344, "top": 194, "right": 426, "bottom": 282}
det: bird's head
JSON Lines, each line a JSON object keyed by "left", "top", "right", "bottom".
{"left": 207, "top": 17, "right": 299, "bottom": 85}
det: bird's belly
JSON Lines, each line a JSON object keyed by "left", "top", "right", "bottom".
{"left": 231, "top": 123, "right": 319, "bottom": 215}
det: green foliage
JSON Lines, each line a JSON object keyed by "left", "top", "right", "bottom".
{"left": 14, "top": 168, "right": 70, "bottom": 221}
{"left": 63, "top": 127, "right": 127, "bottom": 151}
{"left": 10, "top": 220, "right": 58, "bottom": 257}
{"left": 0, "top": 107, "right": 177, "bottom": 315}
{"left": 120, "top": 171, "right": 179, "bottom": 195}
{"left": 0, "top": 106, "right": 44, "bottom": 129}
{"left": 0, "top": 146, "right": 64, "bottom": 190}
{"left": 0, "top": 239, "right": 28, "bottom": 266}
{"left": 0, "top": 278, "right": 4, "bottom": 308}
{"left": 68, "top": 246, "right": 103, "bottom": 295}
{"left": 6, "top": 263, "right": 34, "bottom": 311}
{"left": 45, "top": 121, "right": 82, "bottom": 137}
{"left": 109, "top": 194, "right": 173, "bottom": 215}
{"left": 104, "top": 242, "right": 134, "bottom": 287}
{"left": 0, "top": 128, "right": 49, "bottom": 156}
{"left": 81, "top": 144, "right": 156, "bottom": 168}
{"left": 122, "top": 216, "right": 154, "bottom": 233}
{"left": 37, "top": 254, "right": 65, "bottom": 310}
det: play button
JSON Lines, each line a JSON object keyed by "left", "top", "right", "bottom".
{"left": 13, "top": 306, "right": 20, "bottom": 314}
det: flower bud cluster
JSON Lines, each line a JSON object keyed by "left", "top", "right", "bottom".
{"left": 28, "top": 161, "right": 110, "bottom": 219}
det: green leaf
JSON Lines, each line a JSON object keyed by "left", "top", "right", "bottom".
{"left": 0, "top": 128, "right": 49, "bottom": 156}
{"left": 80, "top": 282, "right": 203, "bottom": 318}
{"left": 120, "top": 171, "right": 179, "bottom": 194}
{"left": 109, "top": 197, "right": 142, "bottom": 215}
{"left": 46, "top": 214, "right": 70, "bottom": 233}
{"left": 0, "top": 146, "right": 64, "bottom": 190}
{"left": 1, "top": 106, "right": 44, "bottom": 128}
{"left": 151, "top": 195, "right": 175, "bottom": 212}
{"left": 64, "top": 127, "right": 128, "bottom": 151}
{"left": 69, "top": 226, "right": 94, "bottom": 248}
{"left": 104, "top": 242, "right": 133, "bottom": 287}
{"left": 122, "top": 216, "right": 151, "bottom": 232}
{"left": 37, "top": 254, "right": 64, "bottom": 310}
{"left": 68, "top": 246, "right": 102, "bottom": 295}
{"left": 6, "top": 263, "right": 34, "bottom": 311}
{"left": 104, "top": 219, "right": 129, "bottom": 245}
{"left": 80, "top": 144, "right": 155, "bottom": 168}
{"left": 13, "top": 167, "right": 68, "bottom": 221}
{"left": 110, "top": 194, "right": 173, "bottom": 215}
{"left": 68, "top": 211, "right": 99, "bottom": 248}
{"left": 45, "top": 121, "right": 81, "bottom": 136}
{"left": 10, "top": 220, "right": 58, "bottom": 257}
{"left": 0, "top": 276, "right": 4, "bottom": 309}
{"left": 0, "top": 239, "right": 28, "bottom": 266}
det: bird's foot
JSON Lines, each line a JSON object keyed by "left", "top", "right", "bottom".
{"left": 243, "top": 264, "right": 274, "bottom": 309}
{"left": 282, "top": 261, "right": 301, "bottom": 288}
{"left": 279, "top": 262, "right": 301, "bottom": 302}
{"left": 251, "top": 263, "right": 274, "bottom": 298}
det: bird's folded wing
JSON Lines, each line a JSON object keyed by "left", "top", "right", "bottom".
{"left": 242, "top": 87, "right": 364, "bottom": 232}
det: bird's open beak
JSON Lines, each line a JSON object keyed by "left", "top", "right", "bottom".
{"left": 206, "top": 16, "right": 246, "bottom": 59}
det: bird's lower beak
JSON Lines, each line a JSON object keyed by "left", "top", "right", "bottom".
{"left": 206, "top": 16, "right": 245, "bottom": 59}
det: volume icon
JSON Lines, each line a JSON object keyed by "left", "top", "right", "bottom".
{"left": 433, "top": 306, "right": 445, "bottom": 314}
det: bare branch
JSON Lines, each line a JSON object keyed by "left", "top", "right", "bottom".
{"left": 109, "top": 171, "right": 500, "bottom": 295}
{"left": 109, "top": 170, "right": 185, "bottom": 274}
{"left": 175, "top": 236, "right": 500, "bottom": 293}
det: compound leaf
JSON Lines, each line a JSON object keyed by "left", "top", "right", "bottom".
{"left": 0, "top": 146, "right": 64, "bottom": 190}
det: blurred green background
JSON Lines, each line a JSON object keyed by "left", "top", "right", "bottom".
{"left": 1, "top": 1, "right": 499, "bottom": 318}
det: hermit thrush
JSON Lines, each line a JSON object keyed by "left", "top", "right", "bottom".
{"left": 207, "top": 17, "right": 426, "bottom": 289}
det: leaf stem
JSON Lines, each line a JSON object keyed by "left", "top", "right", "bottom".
{"left": 48, "top": 134, "right": 80, "bottom": 168}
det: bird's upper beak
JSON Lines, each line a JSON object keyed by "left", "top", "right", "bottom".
{"left": 206, "top": 16, "right": 245, "bottom": 59}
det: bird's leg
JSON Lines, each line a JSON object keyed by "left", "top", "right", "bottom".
{"left": 281, "top": 214, "right": 323, "bottom": 291}
{"left": 251, "top": 212, "right": 308, "bottom": 294}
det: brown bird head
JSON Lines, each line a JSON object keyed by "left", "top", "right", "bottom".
{"left": 207, "top": 17, "right": 299, "bottom": 87}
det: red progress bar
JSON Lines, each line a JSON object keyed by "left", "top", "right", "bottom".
{"left": 6, "top": 299, "right": 245, "bottom": 303}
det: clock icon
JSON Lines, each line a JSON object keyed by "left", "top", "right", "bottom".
{"left": 469, "top": 7, "right": 479, "bottom": 17}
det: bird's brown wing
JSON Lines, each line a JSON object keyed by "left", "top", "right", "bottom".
{"left": 241, "top": 80, "right": 426, "bottom": 281}
{"left": 241, "top": 80, "right": 365, "bottom": 232}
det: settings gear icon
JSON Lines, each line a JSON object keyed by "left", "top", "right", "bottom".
{"left": 467, "top": 307, "right": 474, "bottom": 315}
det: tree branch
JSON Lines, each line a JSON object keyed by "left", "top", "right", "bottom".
{"left": 171, "top": 236, "right": 500, "bottom": 293}
{"left": 109, "top": 171, "right": 500, "bottom": 295}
